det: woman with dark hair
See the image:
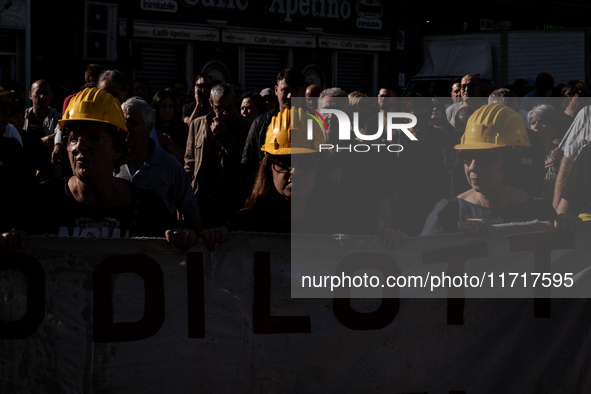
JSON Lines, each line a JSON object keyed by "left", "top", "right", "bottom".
{"left": 421, "top": 104, "right": 579, "bottom": 236}
{"left": 151, "top": 89, "right": 189, "bottom": 163}
{"left": 201, "top": 107, "right": 408, "bottom": 249}
{"left": 1, "top": 88, "right": 197, "bottom": 251}
{"left": 239, "top": 92, "right": 267, "bottom": 120}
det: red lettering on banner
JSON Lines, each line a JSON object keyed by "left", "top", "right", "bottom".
{"left": 93, "top": 254, "right": 165, "bottom": 342}
{"left": 333, "top": 253, "right": 400, "bottom": 330}
{"left": 186, "top": 252, "right": 205, "bottom": 338}
{"left": 508, "top": 232, "right": 576, "bottom": 318}
{"left": 0, "top": 253, "right": 45, "bottom": 339}
{"left": 253, "top": 251, "right": 311, "bottom": 334}
{"left": 423, "top": 242, "right": 489, "bottom": 325}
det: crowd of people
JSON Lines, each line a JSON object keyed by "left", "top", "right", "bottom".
{"left": 0, "top": 65, "right": 587, "bottom": 251}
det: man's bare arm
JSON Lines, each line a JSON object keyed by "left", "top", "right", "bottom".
{"left": 553, "top": 155, "right": 574, "bottom": 210}
{"left": 556, "top": 198, "right": 574, "bottom": 215}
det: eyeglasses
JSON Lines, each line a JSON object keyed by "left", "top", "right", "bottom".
{"left": 212, "top": 103, "right": 235, "bottom": 112}
{"left": 196, "top": 83, "right": 212, "bottom": 89}
{"left": 456, "top": 150, "right": 503, "bottom": 167}
{"left": 461, "top": 82, "right": 480, "bottom": 90}
{"left": 271, "top": 156, "right": 319, "bottom": 173}
{"left": 68, "top": 132, "right": 110, "bottom": 150}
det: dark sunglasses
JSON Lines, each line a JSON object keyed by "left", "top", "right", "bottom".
{"left": 456, "top": 150, "right": 503, "bottom": 167}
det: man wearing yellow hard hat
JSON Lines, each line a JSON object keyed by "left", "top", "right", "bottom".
{"left": 1, "top": 88, "right": 197, "bottom": 251}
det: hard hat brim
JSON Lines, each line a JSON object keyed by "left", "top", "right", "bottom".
{"left": 59, "top": 117, "right": 127, "bottom": 133}
{"left": 262, "top": 147, "right": 319, "bottom": 155}
{"left": 454, "top": 142, "right": 508, "bottom": 150}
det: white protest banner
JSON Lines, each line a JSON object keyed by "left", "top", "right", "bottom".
{"left": 1, "top": 224, "right": 591, "bottom": 392}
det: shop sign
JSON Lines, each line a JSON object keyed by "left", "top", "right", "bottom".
{"left": 266, "top": 0, "right": 352, "bottom": 23}
{"left": 355, "top": 0, "right": 382, "bottom": 30}
{"left": 118, "top": 21, "right": 218, "bottom": 41}
{"left": 319, "top": 36, "right": 389, "bottom": 51}
{"left": 140, "top": 0, "right": 178, "bottom": 12}
{"left": 222, "top": 29, "right": 316, "bottom": 47}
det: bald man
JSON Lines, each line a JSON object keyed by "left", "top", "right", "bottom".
{"left": 446, "top": 74, "right": 485, "bottom": 128}
{"left": 24, "top": 80, "right": 62, "bottom": 147}
{"left": 305, "top": 84, "right": 322, "bottom": 109}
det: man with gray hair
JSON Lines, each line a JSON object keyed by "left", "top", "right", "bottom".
{"left": 116, "top": 97, "right": 202, "bottom": 234}
{"left": 488, "top": 87, "right": 530, "bottom": 127}
{"left": 185, "top": 83, "right": 253, "bottom": 228}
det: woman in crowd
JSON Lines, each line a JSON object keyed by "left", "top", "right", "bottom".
{"left": 202, "top": 107, "right": 408, "bottom": 249}
{"left": 239, "top": 92, "right": 267, "bottom": 120}
{"left": 0, "top": 88, "right": 197, "bottom": 251}
{"left": 527, "top": 104, "right": 566, "bottom": 201}
{"left": 421, "top": 103, "right": 579, "bottom": 236}
{"left": 151, "top": 89, "right": 188, "bottom": 163}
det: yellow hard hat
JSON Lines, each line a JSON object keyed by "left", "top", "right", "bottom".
{"left": 455, "top": 103, "right": 530, "bottom": 150}
{"left": 0, "top": 85, "right": 14, "bottom": 96}
{"left": 261, "top": 107, "right": 325, "bottom": 155}
{"left": 59, "top": 88, "right": 128, "bottom": 135}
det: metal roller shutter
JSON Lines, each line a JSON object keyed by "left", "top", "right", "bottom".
{"left": 135, "top": 43, "right": 186, "bottom": 93}
{"left": 335, "top": 52, "right": 373, "bottom": 94}
{"left": 507, "top": 32, "right": 585, "bottom": 85}
{"left": 423, "top": 33, "right": 502, "bottom": 87}
{"left": 244, "top": 48, "right": 287, "bottom": 91}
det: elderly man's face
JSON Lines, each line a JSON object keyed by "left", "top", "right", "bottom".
{"left": 67, "top": 123, "right": 119, "bottom": 181}
{"left": 461, "top": 75, "right": 481, "bottom": 98}
{"left": 210, "top": 95, "right": 235, "bottom": 122}
{"left": 29, "top": 82, "right": 52, "bottom": 112}
{"left": 124, "top": 109, "right": 150, "bottom": 150}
